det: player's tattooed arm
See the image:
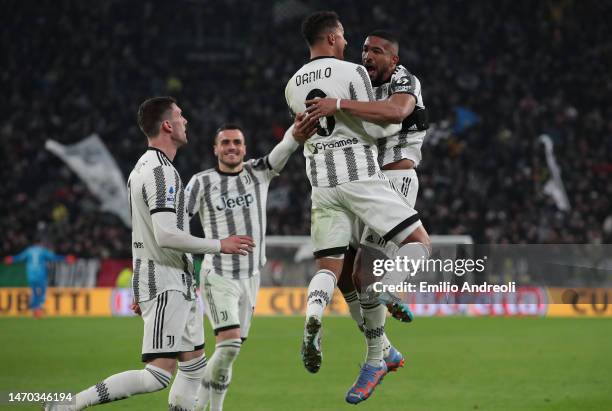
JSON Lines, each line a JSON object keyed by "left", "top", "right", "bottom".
{"left": 305, "top": 93, "right": 415, "bottom": 124}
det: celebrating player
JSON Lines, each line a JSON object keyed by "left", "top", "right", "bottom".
{"left": 285, "top": 11, "right": 431, "bottom": 404}
{"left": 306, "top": 29, "right": 430, "bottom": 369}
{"left": 46, "top": 97, "right": 253, "bottom": 411}
{"left": 185, "top": 115, "right": 316, "bottom": 411}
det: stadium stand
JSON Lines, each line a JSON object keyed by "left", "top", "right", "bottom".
{"left": 3, "top": 0, "right": 611, "bottom": 258}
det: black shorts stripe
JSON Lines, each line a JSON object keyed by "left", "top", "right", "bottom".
{"left": 150, "top": 207, "right": 176, "bottom": 214}
{"left": 142, "top": 351, "right": 180, "bottom": 362}
{"left": 314, "top": 246, "right": 348, "bottom": 259}
{"left": 157, "top": 292, "right": 168, "bottom": 350}
{"left": 204, "top": 279, "right": 219, "bottom": 324}
{"left": 153, "top": 295, "right": 163, "bottom": 349}
{"left": 383, "top": 213, "right": 420, "bottom": 242}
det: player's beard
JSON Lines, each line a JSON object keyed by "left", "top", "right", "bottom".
{"left": 368, "top": 61, "right": 392, "bottom": 87}
{"left": 370, "top": 66, "right": 388, "bottom": 87}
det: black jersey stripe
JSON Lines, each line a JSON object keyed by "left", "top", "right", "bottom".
{"left": 219, "top": 175, "right": 241, "bottom": 279}
{"left": 244, "top": 165, "right": 265, "bottom": 272}
{"left": 235, "top": 173, "right": 254, "bottom": 277}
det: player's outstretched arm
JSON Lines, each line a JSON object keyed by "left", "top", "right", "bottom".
{"left": 151, "top": 210, "right": 222, "bottom": 254}
{"left": 306, "top": 93, "right": 416, "bottom": 124}
{"left": 267, "top": 112, "right": 318, "bottom": 172}
{"left": 220, "top": 235, "right": 255, "bottom": 256}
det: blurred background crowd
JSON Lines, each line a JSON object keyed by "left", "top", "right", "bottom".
{"left": 3, "top": 0, "right": 611, "bottom": 258}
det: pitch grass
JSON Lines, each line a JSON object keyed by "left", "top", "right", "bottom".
{"left": 1, "top": 317, "right": 611, "bottom": 411}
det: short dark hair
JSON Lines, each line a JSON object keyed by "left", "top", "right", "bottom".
{"left": 301, "top": 11, "right": 340, "bottom": 46}
{"left": 137, "top": 96, "right": 176, "bottom": 138}
{"left": 367, "top": 29, "right": 400, "bottom": 48}
{"left": 214, "top": 123, "right": 245, "bottom": 144}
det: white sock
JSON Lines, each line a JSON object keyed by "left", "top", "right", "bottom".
{"left": 305, "top": 269, "right": 337, "bottom": 320}
{"left": 202, "top": 339, "right": 241, "bottom": 411}
{"left": 75, "top": 364, "right": 171, "bottom": 410}
{"left": 360, "top": 300, "right": 386, "bottom": 367}
{"left": 169, "top": 355, "right": 207, "bottom": 410}
{"left": 343, "top": 290, "right": 365, "bottom": 331}
{"left": 356, "top": 294, "right": 391, "bottom": 358}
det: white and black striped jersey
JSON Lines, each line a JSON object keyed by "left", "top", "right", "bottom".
{"left": 127, "top": 148, "right": 195, "bottom": 303}
{"left": 375, "top": 65, "right": 427, "bottom": 167}
{"left": 285, "top": 56, "right": 400, "bottom": 187}
{"left": 185, "top": 157, "right": 277, "bottom": 279}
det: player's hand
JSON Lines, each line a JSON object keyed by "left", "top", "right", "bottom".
{"left": 220, "top": 235, "right": 255, "bottom": 256}
{"left": 3, "top": 256, "right": 13, "bottom": 264}
{"left": 131, "top": 299, "right": 142, "bottom": 316}
{"left": 305, "top": 97, "right": 338, "bottom": 118}
{"left": 292, "top": 112, "right": 319, "bottom": 144}
{"left": 65, "top": 254, "right": 77, "bottom": 264}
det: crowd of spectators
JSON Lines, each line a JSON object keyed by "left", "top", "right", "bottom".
{"left": 3, "top": 0, "right": 611, "bottom": 258}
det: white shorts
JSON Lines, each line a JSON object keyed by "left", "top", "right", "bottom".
{"left": 353, "top": 169, "right": 420, "bottom": 254}
{"left": 311, "top": 172, "right": 421, "bottom": 258}
{"left": 201, "top": 270, "right": 260, "bottom": 340}
{"left": 140, "top": 290, "right": 204, "bottom": 362}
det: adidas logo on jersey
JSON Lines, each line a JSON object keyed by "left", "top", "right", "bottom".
{"left": 215, "top": 193, "right": 254, "bottom": 211}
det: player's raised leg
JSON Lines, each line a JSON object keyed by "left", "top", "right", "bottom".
{"left": 302, "top": 189, "right": 352, "bottom": 373}
{"left": 339, "top": 246, "right": 404, "bottom": 373}
{"left": 302, "top": 258, "right": 340, "bottom": 373}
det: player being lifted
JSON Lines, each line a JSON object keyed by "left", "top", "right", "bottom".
{"left": 185, "top": 116, "right": 316, "bottom": 411}
{"left": 46, "top": 97, "right": 253, "bottom": 411}
{"left": 285, "top": 11, "right": 431, "bottom": 404}
{"left": 306, "top": 28, "right": 429, "bottom": 371}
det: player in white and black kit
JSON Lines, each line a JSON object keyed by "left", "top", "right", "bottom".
{"left": 185, "top": 116, "right": 315, "bottom": 411}
{"left": 306, "top": 29, "right": 429, "bottom": 374}
{"left": 47, "top": 97, "right": 253, "bottom": 411}
{"left": 285, "top": 11, "right": 431, "bottom": 404}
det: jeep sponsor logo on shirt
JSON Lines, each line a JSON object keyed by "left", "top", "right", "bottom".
{"left": 215, "top": 193, "right": 255, "bottom": 211}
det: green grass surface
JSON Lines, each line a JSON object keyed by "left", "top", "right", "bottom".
{"left": 1, "top": 316, "right": 611, "bottom": 410}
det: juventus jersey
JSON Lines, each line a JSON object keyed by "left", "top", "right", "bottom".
{"left": 285, "top": 56, "right": 400, "bottom": 187}
{"left": 374, "top": 65, "right": 427, "bottom": 167}
{"left": 185, "top": 157, "right": 277, "bottom": 279}
{"left": 127, "top": 148, "right": 196, "bottom": 303}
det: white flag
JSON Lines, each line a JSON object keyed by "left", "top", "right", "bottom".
{"left": 538, "top": 134, "right": 571, "bottom": 211}
{"left": 45, "top": 134, "right": 131, "bottom": 227}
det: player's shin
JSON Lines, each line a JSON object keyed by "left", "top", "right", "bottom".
{"left": 360, "top": 300, "right": 387, "bottom": 367}
{"left": 169, "top": 355, "right": 208, "bottom": 410}
{"left": 343, "top": 289, "right": 365, "bottom": 331}
{"left": 203, "top": 339, "right": 241, "bottom": 411}
{"left": 74, "top": 364, "right": 172, "bottom": 410}
{"left": 305, "top": 269, "right": 337, "bottom": 320}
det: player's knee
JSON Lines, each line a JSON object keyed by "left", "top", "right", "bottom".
{"left": 215, "top": 338, "right": 242, "bottom": 365}
{"left": 217, "top": 327, "right": 241, "bottom": 341}
{"left": 143, "top": 364, "right": 172, "bottom": 391}
{"left": 177, "top": 354, "right": 208, "bottom": 380}
{"left": 315, "top": 268, "right": 338, "bottom": 284}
